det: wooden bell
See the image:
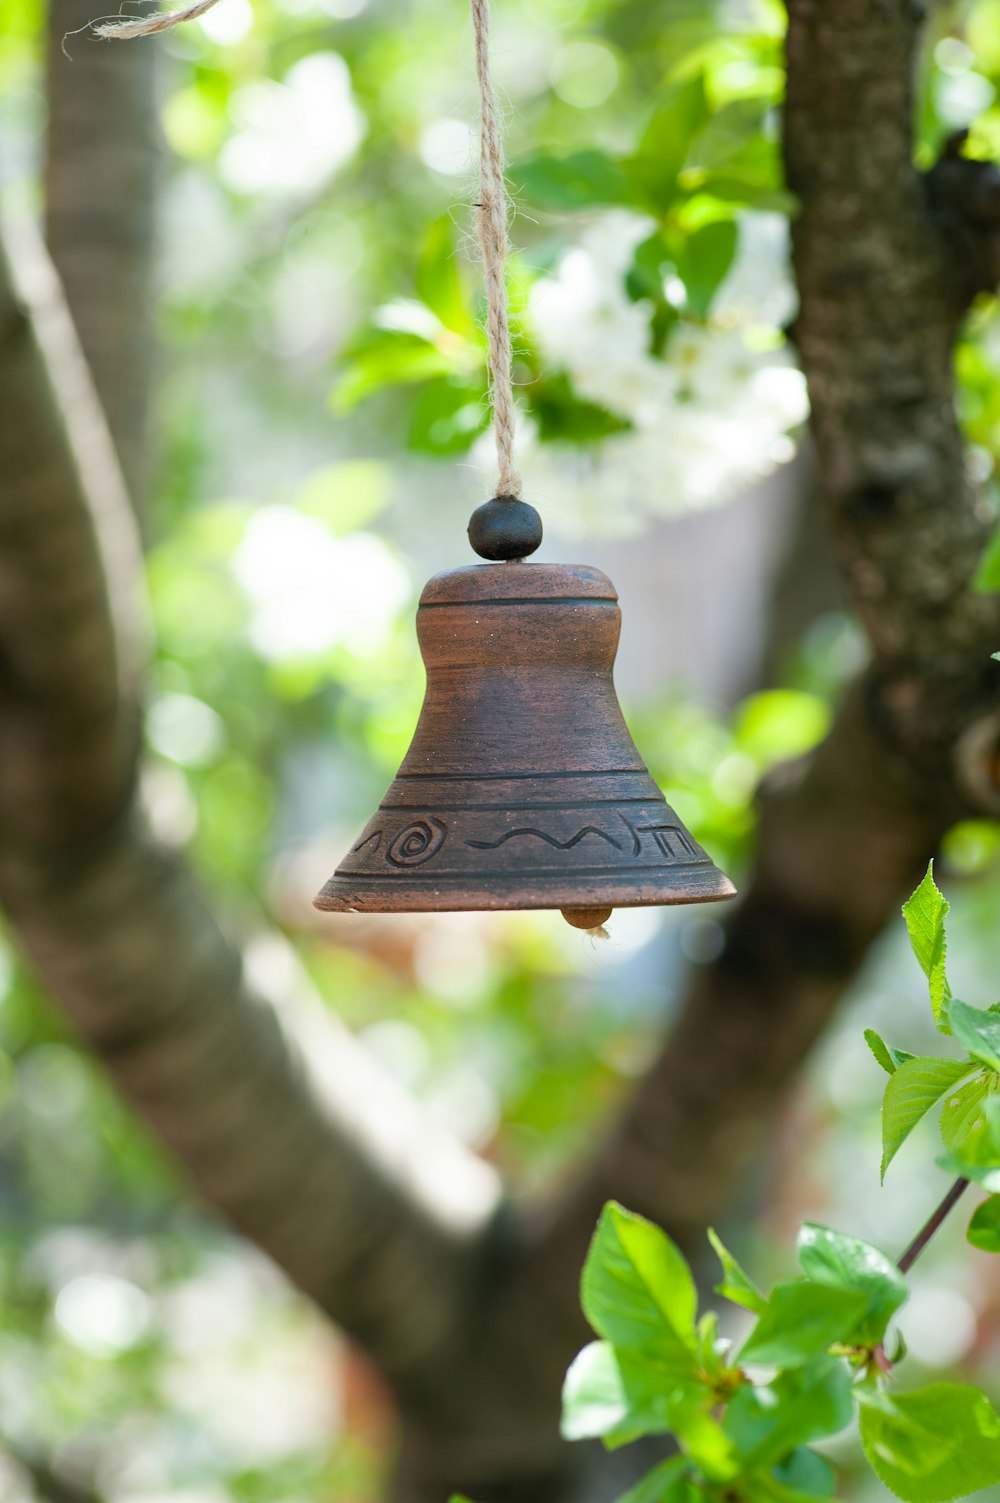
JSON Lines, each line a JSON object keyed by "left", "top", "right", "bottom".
{"left": 315, "top": 500, "right": 736, "bottom": 927}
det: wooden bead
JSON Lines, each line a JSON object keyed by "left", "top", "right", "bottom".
{"left": 468, "top": 496, "right": 543, "bottom": 561}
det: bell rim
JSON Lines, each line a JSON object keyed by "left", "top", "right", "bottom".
{"left": 313, "top": 870, "right": 737, "bottom": 914}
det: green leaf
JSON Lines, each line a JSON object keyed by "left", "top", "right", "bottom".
{"left": 944, "top": 1096, "right": 1000, "bottom": 1182}
{"left": 416, "top": 217, "right": 473, "bottom": 335}
{"left": 615, "top": 1459, "right": 696, "bottom": 1503}
{"left": 332, "top": 331, "right": 453, "bottom": 411}
{"left": 707, "top": 1227, "right": 767, "bottom": 1315}
{"left": 859, "top": 1383, "right": 1000, "bottom": 1502}
{"left": 796, "top": 1223, "right": 907, "bottom": 1344}
{"left": 580, "top": 1203, "right": 699, "bottom": 1368}
{"left": 973, "top": 522, "right": 1000, "bottom": 592}
{"left": 940, "top": 1072, "right": 992, "bottom": 1152}
{"left": 772, "top": 1448, "right": 836, "bottom": 1498}
{"left": 948, "top": 999, "right": 1000, "bottom": 1074}
{"left": 696, "top": 1310, "right": 724, "bottom": 1380}
{"left": 902, "top": 863, "right": 952, "bottom": 1027}
{"left": 739, "top": 1281, "right": 870, "bottom": 1367}
{"left": 511, "top": 150, "right": 632, "bottom": 210}
{"left": 724, "top": 1356, "right": 853, "bottom": 1468}
{"left": 560, "top": 1340, "right": 700, "bottom": 1448}
{"left": 675, "top": 219, "right": 737, "bottom": 319}
{"left": 671, "top": 1402, "right": 739, "bottom": 1483}
{"left": 532, "top": 373, "right": 631, "bottom": 444}
{"left": 881, "top": 1056, "right": 971, "bottom": 1181}
{"left": 968, "top": 1196, "right": 1000, "bottom": 1252}
{"left": 406, "top": 378, "right": 487, "bottom": 456}
{"left": 865, "top": 1028, "right": 897, "bottom": 1074}
{"left": 624, "top": 76, "right": 709, "bottom": 210}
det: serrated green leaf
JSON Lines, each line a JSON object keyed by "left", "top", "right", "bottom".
{"left": 864, "top": 1033, "right": 915, "bottom": 1074}
{"left": 859, "top": 1383, "right": 1000, "bottom": 1501}
{"left": 708, "top": 1227, "right": 767, "bottom": 1315}
{"left": 902, "top": 864, "right": 951, "bottom": 1027}
{"left": 580, "top": 1203, "right": 699, "bottom": 1369}
{"left": 560, "top": 1340, "right": 701, "bottom": 1449}
{"left": 796, "top": 1223, "right": 907, "bottom": 1345}
{"left": 942, "top": 1095, "right": 1000, "bottom": 1183}
{"left": 968, "top": 1197, "right": 1000, "bottom": 1252}
{"left": 739, "top": 1281, "right": 870, "bottom": 1367}
{"left": 881, "top": 1056, "right": 971, "bottom": 1181}
{"left": 948, "top": 999, "right": 1000, "bottom": 1073}
{"left": 724, "top": 1356, "right": 853, "bottom": 1468}
{"left": 974, "top": 523, "right": 1000, "bottom": 592}
{"left": 940, "top": 1072, "right": 992, "bottom": 1152}
{"left": 511, "top": 150, "right": 632, "bottom": 210}
{"left": 865, "top": 1028, "right": 897, "bottom": 1074}
{"left": 938, "top": 1149, "right": 1000, "bottom": 1190}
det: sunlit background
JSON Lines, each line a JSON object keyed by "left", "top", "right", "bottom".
{"left": 2, "top": 0, "right": 1000, "bottom": 1497}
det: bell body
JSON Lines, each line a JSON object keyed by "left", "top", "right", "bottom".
{"left": 315, "top": 562, "right": 736, "bottom": 914}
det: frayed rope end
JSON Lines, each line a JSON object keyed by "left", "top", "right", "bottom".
{"left": 89, "top": 0, "right": 225, "bottom": 40}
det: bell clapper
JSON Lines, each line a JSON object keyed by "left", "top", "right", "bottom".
{"left": 561, "top": 907, "right": 613, "bottom": 935}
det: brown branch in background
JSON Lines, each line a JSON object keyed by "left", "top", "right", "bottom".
{"left": 47, "top": 0, "right": 159, "bottom": 513}
{"left": 0, "top": 221, "right": 501, "bottom": 1398}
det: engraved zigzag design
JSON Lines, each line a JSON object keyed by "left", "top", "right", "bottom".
{"left": 465, "top": 826, "right": 622, "bottom": 851}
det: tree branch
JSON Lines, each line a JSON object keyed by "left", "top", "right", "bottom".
{"left": 0, "top": 220, "right": 501, "bottom": 1393}
{"left": 46, "top": 1, "right": 159, "bottom": 513}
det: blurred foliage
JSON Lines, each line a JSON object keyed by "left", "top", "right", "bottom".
{"left": 0, "top": 0, "right": 998, "bottom": 1499}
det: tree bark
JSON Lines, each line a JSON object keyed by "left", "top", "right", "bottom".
{"left": 46, "top": 0, "right": 159, "bottom": 514}
{"left": 2, "top": 1, "right": 999, "bottom": 1501}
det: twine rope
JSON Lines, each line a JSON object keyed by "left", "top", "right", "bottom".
{"left": 470, "top": 0, "right": 521, "bottom": 499}
{"left": 89, "top": 0, "right": 522, "bottom": 501}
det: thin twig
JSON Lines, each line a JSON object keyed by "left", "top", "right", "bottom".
{"left": 897, "top": 1176, "right": 971, "bottom": 1274}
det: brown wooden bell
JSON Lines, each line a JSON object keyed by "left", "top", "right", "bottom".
{"left": 314, "top": 550, "right": 736, "bottom": 924}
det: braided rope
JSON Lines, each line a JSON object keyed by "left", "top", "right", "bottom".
{"left": 470, "top": 0, "right": 521, "bottom": 499}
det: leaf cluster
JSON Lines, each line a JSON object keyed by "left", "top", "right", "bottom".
{"left": 554, "top": 865, "right": 1000, "bottom": 1503}
{"left": 869, "top": 864, "right": 1000, "bottom": 1204}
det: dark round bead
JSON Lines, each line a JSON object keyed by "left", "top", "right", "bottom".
{"left": 467, "top": 496, "right": 543, "bottom": 561}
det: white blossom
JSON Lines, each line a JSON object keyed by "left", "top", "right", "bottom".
{"left": 506, "top": 208, "right": 807, "bottom": 533}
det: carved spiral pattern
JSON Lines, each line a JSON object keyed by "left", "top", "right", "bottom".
{"left": 387, "top": 817, "right": 447, "bottom": 867}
